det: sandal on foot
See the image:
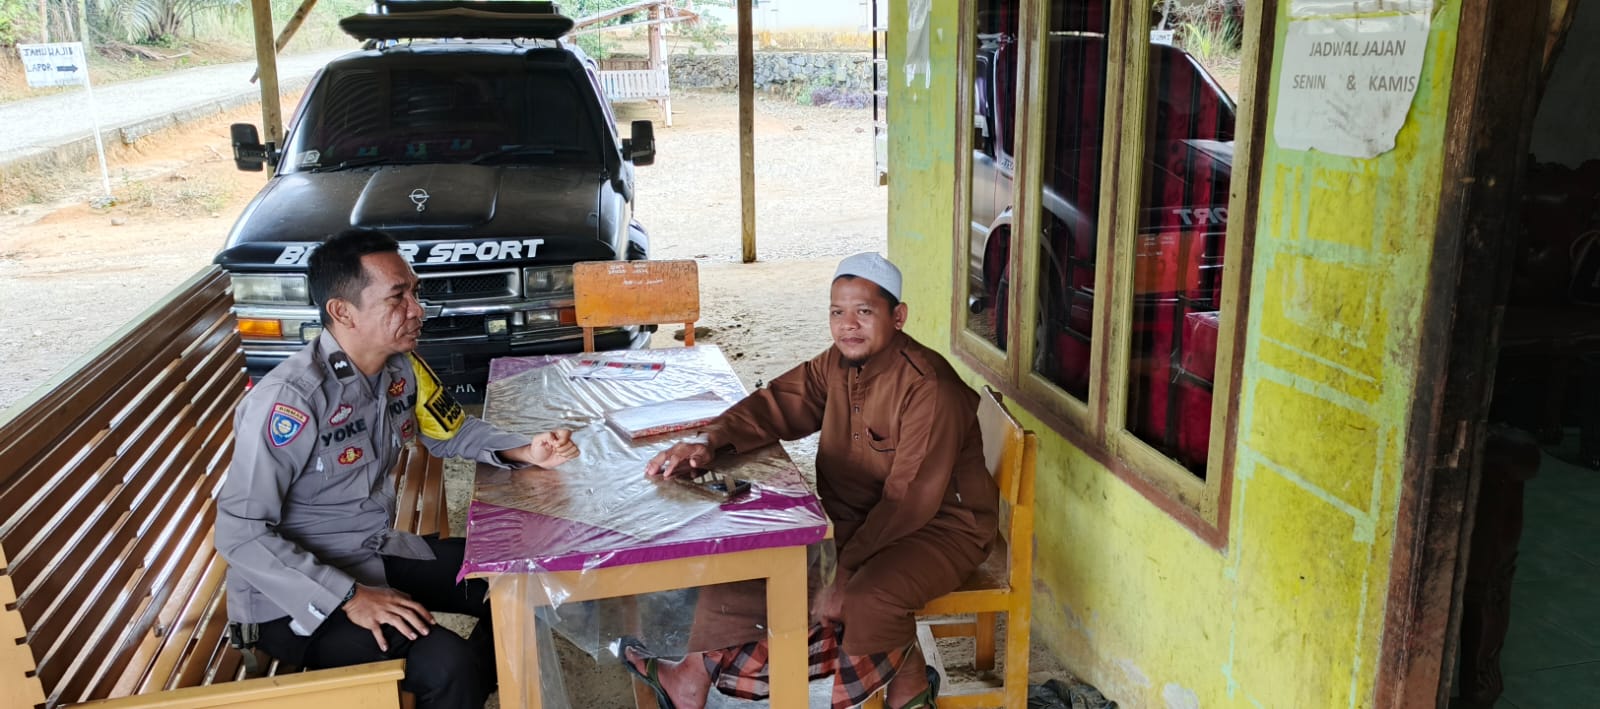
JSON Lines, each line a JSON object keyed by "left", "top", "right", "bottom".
{"left": 891, "top": 666, "right": 941, "bottom": 709}
{"left": 618, "top": 636, "right": 677, "bottom": 709}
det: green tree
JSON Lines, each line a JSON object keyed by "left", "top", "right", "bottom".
{"left": 0, "top": 0, "right": 40, "bottom": 45}
{"left": 90, "top": 0, "right": 243, "bottom": 45}
{"left": 569, "top": 0, "right": 730, "bottom": 58}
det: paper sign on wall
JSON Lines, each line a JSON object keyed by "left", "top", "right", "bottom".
{"left": 1274, "top": 1, "right": 1434, "bottom": 158}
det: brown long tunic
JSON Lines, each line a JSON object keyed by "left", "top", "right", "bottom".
{"left": 693, "top": 332, "right": 999, "bottom": 655}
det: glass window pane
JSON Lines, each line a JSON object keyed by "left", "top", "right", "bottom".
{"left": 1124, "top": 17, "right": 1240, "bottom": 476}
{"left": 1029, "top": 0, "right": 1112, "bottom": 401}
{"left": 963, "top": 0, "right": 1021, "bottom": 351}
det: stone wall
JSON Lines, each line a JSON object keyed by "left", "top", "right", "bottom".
{"left": 667, "top": 52, "right": 876, "bottom": 93}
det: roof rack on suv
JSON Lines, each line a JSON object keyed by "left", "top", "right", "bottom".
{"left": 341, "top": 1, "right": 573, "bottom": 41}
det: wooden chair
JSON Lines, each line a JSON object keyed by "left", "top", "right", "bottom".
{"left": 572, "top": 260, "right": 700, "bottom": 351}
{"left": 864, "top": 386, "right": 1038, "bottom": 709}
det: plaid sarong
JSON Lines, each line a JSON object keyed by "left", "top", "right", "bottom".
{"left": 706, "top": 621, "right": 909, "bottom": 709}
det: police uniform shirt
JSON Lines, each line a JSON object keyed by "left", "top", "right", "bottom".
{"left": 215, "top": 330, "right": 530, "bottom": 635}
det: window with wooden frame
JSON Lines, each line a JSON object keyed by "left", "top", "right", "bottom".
{"left": 954, "top": 0, "right": 1268, "bottom": 537}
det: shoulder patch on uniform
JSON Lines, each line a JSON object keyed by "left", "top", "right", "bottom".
{"left": 329, "top": 351, "right": 356, "bottom": 379}
{"left": 388, "top": 377, "right": 407, "bottom": 398}
{"left": 328, "top": 404, "right": 353, "bottom": 425}
{"left": 269, "top": 403, "right": 310, "bottom": 447}
{"left": 410, "top": 353, "right": 465, "bottom": 440}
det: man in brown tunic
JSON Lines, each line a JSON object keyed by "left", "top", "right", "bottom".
{"left": 629, "top": 253, "right": 999, "bottom": 709}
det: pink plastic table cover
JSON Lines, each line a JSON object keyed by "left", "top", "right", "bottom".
{"left": 459, "top": 345, "right": 830, "bottom": 580}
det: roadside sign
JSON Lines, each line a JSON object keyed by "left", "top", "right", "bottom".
{"left": 18, "top": 42, "right": 89, "bottom": 88}
{"left": 1150, "top": 29, "right": 1176, "bottom": 46}
{"left": 17, "top": 40, "right": 110, "bottom": 198}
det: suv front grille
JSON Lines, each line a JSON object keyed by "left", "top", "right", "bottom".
{"left": 418, "top": 270, "right": 517, "bottom": 302}
{"left": 422, "top": 315, "right": 485, "bottom": 338}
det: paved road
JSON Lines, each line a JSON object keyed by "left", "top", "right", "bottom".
{"left": 0, "top": 49, "right": 347, "bottom": 165}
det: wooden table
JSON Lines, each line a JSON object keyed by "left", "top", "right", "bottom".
{"left": 462, "top": 345, "right": 829, "bottom": 709}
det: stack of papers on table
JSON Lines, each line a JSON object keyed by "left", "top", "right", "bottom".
{"left": 607, "top": 391, "right": 733, "bottom": 440}
{"left": 568, "top": 358, "right": 664, "bottom": 381}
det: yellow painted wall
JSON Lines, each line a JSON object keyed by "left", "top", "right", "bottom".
{"left": 885, "top": 2, "right": 1460, "bottom": 706}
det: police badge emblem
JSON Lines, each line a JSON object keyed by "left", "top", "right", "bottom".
{"left": 329, "top": 404, "right": 354, "bottom": 425}
{"left": 338, "top": 446, "right": 364, "bottom": 465}
{"left": 329, "top": 352, "right": 356, "bottom": 379}
{"left": 269, "top": 403, "right": 309, "bottom": 447}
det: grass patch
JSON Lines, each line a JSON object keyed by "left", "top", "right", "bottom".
{"left": 1179, "top": 17, "right": 1242, "bottom": 67}
{"left": 111, "top": 170, "right": 229, "bottom": 216}
{"left": 0, "top": 157, "right": 76, "bottom": 208}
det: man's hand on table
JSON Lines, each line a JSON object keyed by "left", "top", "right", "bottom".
{"left": 503, "top": 430, "right": 580, "bottom": 468}
{"left": 343, "top": 584, "right": 434, "bottom": 652}
{"left": 645, "top": 440, "right": 715, "bottom": 477}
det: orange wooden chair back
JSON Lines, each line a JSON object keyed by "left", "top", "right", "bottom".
{"left": 572, "top": 260, "right": 700, "bottom": 351}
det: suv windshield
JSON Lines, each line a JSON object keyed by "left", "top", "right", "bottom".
{"left": 282, "top": 61, "right": 604, "bottom": 173}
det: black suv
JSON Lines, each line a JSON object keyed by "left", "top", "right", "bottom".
{"left": 218, "top": 2, "right": 655, "bottom": 401}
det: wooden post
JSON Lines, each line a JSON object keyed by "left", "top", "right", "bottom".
{"left": 39, "top": 0, "right": 47, "bottom": 41}
{"left": 249, "top": 0, "right": 285, "bottom": 147}
{"left": 648, "top": 4, "right": 662, "bottom": 68}
{"left": 250, "top": 0, "right": 322, "bottom": 84}
{"left": 738, "top": 0, "right": 756, "bottom": 263}
{"left": 1371, "top": 0, "right": 1552, "bottom": 706}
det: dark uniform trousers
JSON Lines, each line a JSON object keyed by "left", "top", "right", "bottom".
{"left": 256, "top": 536, "right": 495, "bottom": 709}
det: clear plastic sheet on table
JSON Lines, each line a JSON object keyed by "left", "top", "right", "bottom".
{"left": 460, "top": 346, "right": 833, "bottom": 673}
{"left": 488, "top": 542, "right": 837, "bottom": 709}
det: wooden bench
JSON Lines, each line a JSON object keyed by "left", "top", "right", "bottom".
{"left": 599, "top": 68, "right": 672, "bottom": 126}
{"left": 1, "top": 265, "right": 448, "bottom": 708}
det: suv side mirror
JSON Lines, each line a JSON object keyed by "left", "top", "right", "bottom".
{"left": 622, "top": 120, "right": 656, "bottom": 166}
{"left": 231, "top": 123, "right": 274, "bottom": 172}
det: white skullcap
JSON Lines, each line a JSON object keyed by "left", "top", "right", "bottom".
{"left": 834, "top": 252, "right": 903, "bottom": 301}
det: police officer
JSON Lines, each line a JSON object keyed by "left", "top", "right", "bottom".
{"left": 215, "top": 229, "right": 578, "bottom": 709}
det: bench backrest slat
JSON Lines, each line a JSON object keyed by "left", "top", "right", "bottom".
{"left": 1, "top": 306, "right": 238, "bottom": 561}
{"left": 0, "top": 267, "right": 246, "bottom": 708}
{"left": 107, "top": 531, "right": 219, "bottom": 697}
{"left": 392, "top": 446, "right": 422, "bottom": 535}
{"left": 12, "top": 362, "right": 238, "bottom": 620}
{"left": 0, "top": 545, "right": 48, "bottom": 708}
{"left": 41, "top": 431, "right": 230, "bottom": 704}
{"left": 424, "top": 452, "right": 449, "bottom": 537}
{"left": 0, "top": 270, "right": 235, "bottom": 479}
{"left": 133, "top": 546, "right": 229, "bottom": 695}
{"left": 21, "top": 367, "right": 235, "bottom": 637}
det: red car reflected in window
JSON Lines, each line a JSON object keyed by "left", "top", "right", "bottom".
{"left": 969, "top": 31, "right": 1235, "bottom": 474}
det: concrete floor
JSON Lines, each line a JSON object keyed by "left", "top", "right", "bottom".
{"left": 1495, "top": 435, "right": 1600, "bottom": 709}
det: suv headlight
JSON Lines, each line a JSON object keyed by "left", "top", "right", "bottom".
{"left": 523, "top": 266, "right": 574, "bottom": 295}
{"left": 232, "top": 274, "right": 311, "bottom": 305}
